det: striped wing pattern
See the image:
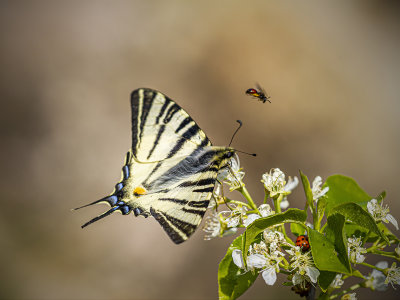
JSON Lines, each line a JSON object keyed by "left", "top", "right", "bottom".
{"left": 77, "top": 88, "right": 235, "bottom": 244}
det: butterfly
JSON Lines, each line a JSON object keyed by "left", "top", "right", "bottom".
{"left": 245, "top": 83, "right": 271, "bottom": 103}
{"left": 75, "top": 88, "right": 235, "bottom": 244}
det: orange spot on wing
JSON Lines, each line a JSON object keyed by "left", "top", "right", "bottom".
{"left": 133, "top": 186, "right": 147, "bottom": 196}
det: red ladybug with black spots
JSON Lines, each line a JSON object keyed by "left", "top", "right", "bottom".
{"left": 296, "top": 235, "right": 310, "bottom": 251}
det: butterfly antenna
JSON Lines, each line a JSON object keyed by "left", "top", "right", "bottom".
{"left": 229, "top": 120, "right": 243, "bottom": 147}
{"left": 236, "top": 149, "right": 257, "bottom": 157}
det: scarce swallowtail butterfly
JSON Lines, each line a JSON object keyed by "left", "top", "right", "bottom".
{"left": 75, "top": 88, "right": 235, "bottom": 244}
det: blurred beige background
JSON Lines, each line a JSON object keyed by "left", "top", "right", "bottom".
{"left": 1, "top": 1, "right": 399, "bottom": 299}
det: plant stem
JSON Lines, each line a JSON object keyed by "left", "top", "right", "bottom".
{"left": 368, "top": 249, "right": 400, "bottom": 261}
{"left": 239, "top": 186, "right": 259, "bottom": 212}
{"left": 359, "top": 261, "right": 385, "bottom": 272}
{"left": 329, "top": 283, "right": 360, "bottom": 299}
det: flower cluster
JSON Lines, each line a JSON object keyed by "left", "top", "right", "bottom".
{"left": 205, "top": 155, "right": 399, "bottom": 299}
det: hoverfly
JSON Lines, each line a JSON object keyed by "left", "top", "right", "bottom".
{"left": 245, "top": 83, "right": 271, "bottom": 103}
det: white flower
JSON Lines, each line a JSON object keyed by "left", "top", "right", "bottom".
{"left": 365, "top": 261, "right": 388, "bottom": 291}
{"left": 347, "top": 236, "right": 367, "bottom": 263}
{"left": 247, "top": 253, "right": 268, "bottom": 269}
{"left": 243, "top": 214, "right": 260, "bottom": 227}
{"left": 203, "top": 211, "right": 221, "bottom": 240}
{"left": 258, "top": 204, "right": 275, "bottom": 217}
{"left": 263, "top": 229, "right": 286, "bottom": 250}
{"left": 385, "top": 262, "right": 400, "bottom": 288}
{"left": 280, "top": 197, "right": 290, "bottom": 210}
{"left": 396, "top": 245, "right": 400, "bottom": 257}
{"left": 261, "top": 168, "right": 298, "bottom": 198}
{"left": 287, "top": 246, "right": 320, "bottom": 284}
{"left": 224, "top": 154, "right": 245, "bottom": 191}
{"left": 367, "top": 198, "right": 398, "bottom": 230}
{"left": 311, "top": 176, "right": 329, "bottom": 202}
{"left": 262, "top": 267, "right": 277, "bottom": 285}
{"left": 284, "top": 176, "right": 299, "bottom": 192}
{"left": 232, "top": 249, "right": 245, "bottom": 269}
{"left": 330, "top": 274, "right": 344, "bottom": 289}
{"left": 347, "top": 236, "right": 367, "bottom": 264}
{"left": 341, "top": 293, "right": 357, "bottom": 300}
{"left": 225, "top": 205, "right": 247, "bottom": 228}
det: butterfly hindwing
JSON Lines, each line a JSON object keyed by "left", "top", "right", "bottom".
{"left": 76, "top": 88, "right": 235, "bottom": 243}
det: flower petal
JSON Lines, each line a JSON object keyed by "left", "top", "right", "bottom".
{"left": 306, "top": 266, "right": 320, "bottom": 283}
{"left": 247, "top": 254, "right": 267, "bottom": 269}
{"left": 262, "top": 268, "right": 277, "bottom": 285}
{"left": 243, "top": 214, "right": 260, "bottom": 227}
{"left": 232, "top": 249, "right": 244, "bottom": 269}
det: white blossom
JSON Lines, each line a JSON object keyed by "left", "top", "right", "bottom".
{"left": 330, "top": 274, "right": 344, "bottom": 289}
{"left": 226, "top": 205, "right": 247, "bottom": 228}
{"left": 243, "top": 214, "right": 260, "bottom": 227}
{"left": 395, "top": 245, "right": 400, "bottom": 257}
{"left": 311, "top": 176, "right": 329, "bottom": 202}
{"left": 203, "top": 211, "right": 221, "bottom": 240}
{"left": 224, "top": 154, "right": 245, "bottom": 191}
{"left": 347, "top": 236, "right": 367, "bottom": 264}
{"left": 365, "top": 261, "right": 388, "bottom": 291}
{"left": 262, "top": 168, "right": 297, "bottom": 198}
{"left": 232, "top": 249, "right": 245, "bottom": 269}
{"left": 280, "top": 197, "right": 290, "bottom": 210}
{"left": 367, "top": 198, "right": 398, "bottom": 230}
{"left": 258, "top": 204, "right": 275, "bottom": 217}
{"left": 287, "top": 246, "right": 320, "bottom": 285}
{"left": 341, "top": 293, "right": 357, "bottom": 300}
{"left": 385, "top": 262, "right": 400, "bottom": 288}
{"left": 262, "top": 267, "right": 278, "bottom": 285}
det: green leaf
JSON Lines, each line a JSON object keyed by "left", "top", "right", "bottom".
{"left": 218, "top": 235, "right": 258, "bottom": 300}
{"left": 300, "top": 170, "right": 314, "bottom": 209}
{"left": 308, "top": 229, "right": 351, "bottom": 274}
{"left": 323, "top": 175, "right": 373, "bottom": 214}
{"left": 344, "top": 222, "right": 399, "bottom": 244}
{"left": 242, "top": 209, "right": 307, "bottom": 263}
{"left": 318, "top": 271, "right": 337, "bottom": 292}
{"left": 352, "top": 269, "right": 365, "bottom": 279}
{"left": 317, "top": 197, "right": 327, "bottom": 225}
{"left": 317, "top": 292, "right": 330, "bottom": 300}
{"left": 376, "top": 190, "right": 386, "bottom": 202}
{"left": 290, "top": 222, "right": 306, "bottom": 237}
{"left": 329, "top": 203, "right": 389, "bottom": 243}
{"left": 326, "top": 214, "right": 351, "bottom": 270}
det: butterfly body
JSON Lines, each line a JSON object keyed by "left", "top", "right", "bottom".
{"left": 245, "top": 84, "right": 271, "bottom": 103}
{"left": 77, "top": 88, "right": 234, "bottom": 243}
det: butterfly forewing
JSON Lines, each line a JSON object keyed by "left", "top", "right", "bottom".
{"left": 77, "top": 88, "right": 234, "bottom": 244}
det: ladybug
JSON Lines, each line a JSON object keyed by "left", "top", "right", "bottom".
{"left": 296, "top": 235, "right": 310, "bottom": 251}
{"left": 245, "top": 83, "right": 271, "bottom": 103}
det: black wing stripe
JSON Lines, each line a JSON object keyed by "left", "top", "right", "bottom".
{"left": 175, "top": 117, "right": 191, "bottom": 133}
{"left": 163, "top": 102, "right": 180, "bottom": 124}
{"left": 163, "top": 213, "right": 197, "bottom": 235}
{"left": 155, "top": 96, "right": 171, "bottom": 124}
{"left": 188, "top": 200, "right": 210, "bottom": 208}
{"left": 130, "top": 91, "right": 140, "bottom": 153}
{"left": 138, "top": 90, "right": 156, "bottom": 147}
{"left": 192, "top": 187, "right": 214, "bottom": 193}
{"left": 147, "top": 125, "right": 166, "bottom": 160}
{"left": 150, "top": 208, "right": 186, "bottom": 244}
{"left": 167, "top": 124, "right": 200, "bottom": 159}
{"left": 182, "top": 207, "right": 207, "bottom": 216}
{"left": 178, "top": 178, "right": 215, "bottom": 187}
{"left": 158, "top": 198, "right": 188, "bottom": 205}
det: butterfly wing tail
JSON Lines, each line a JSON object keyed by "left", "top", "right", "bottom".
{"left": 81, "top": 206, "right": 119, "bottom": 228}
{"left": 74, "top": 195, "right": 133, "bottom": 228}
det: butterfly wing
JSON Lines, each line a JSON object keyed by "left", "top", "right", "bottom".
{"left": 77, "top": 88, "right": 234, "bottom": 243}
